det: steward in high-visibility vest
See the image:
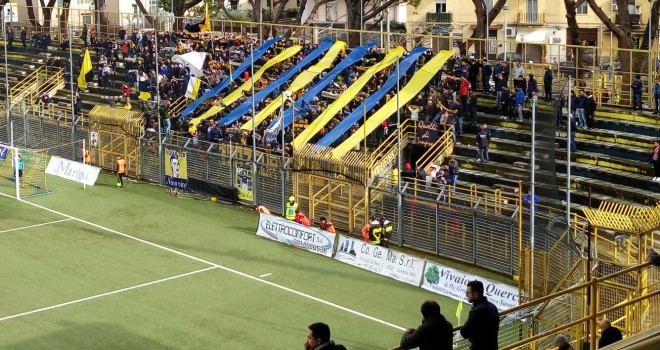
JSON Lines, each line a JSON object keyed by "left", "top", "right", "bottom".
{"left": 319, "top": 216, "right": 335, "bottom": 233}
{"left": 255, "top": 205, "right": 271, "bottom": 214}
{"left": 369, "top": 217, "right": 381, "bottom": 245}
{"left": 115, "top": 156, "right": 126, "bottom": 188}
{"left": 391, "top": 167, "right": 398, "bottom": 190}
{"left": 285, "top": 196, "right": 298, "bottom": 220}
{"left": 295, "top": 210, "right": 311, "bottom": 227}
{"left": 379, "top": 216, "right": 393, "bottom": 248}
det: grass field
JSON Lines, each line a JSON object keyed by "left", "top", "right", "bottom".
{"left": 0, "top": 172, "right": 512, "bottom": 349}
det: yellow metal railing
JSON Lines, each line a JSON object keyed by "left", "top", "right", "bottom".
{"left": 169, "top": 95, "right": 188, "bottom": 116}
{"left": 9, "top": 65, "right": 48, "bottom": 106}
{"left": 416, "top": 124, "right": 454, "bottom": 171}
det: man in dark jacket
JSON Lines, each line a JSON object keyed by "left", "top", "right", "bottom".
{"left": 304, "top": 322, "right": 347, "bottom": 350}
{"left": 543, "top": 67, "right": 553, "bottom": 100}
{"left": 585, "top": 91, "right": 597, "bottom": 129}
{"left": 481, "top": 59, "right": 492, "bottom": 94}
{"left": 476, "top": 124, "right": 491, "bottom": 162}
{"left": 598, "top": 319, "right": 622, "bottom": 348}
{"left": 631, "top": 74, "right": 643, "bottom": 111}
{"left": 400, "top": 300, "right": 453, "bottom": 350}
{"left": 527, "top": 74, "right": 538, "bottom": 99}
{"left": 460, "top": 280, "right": 500, "bottom": 350}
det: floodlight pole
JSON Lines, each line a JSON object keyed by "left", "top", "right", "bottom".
{"left": 156, "top": 30, "right": 163, "bottom": 186}
{"left": 280, "top": 92, "right": 286, "bottom": 213}
{"left": 69, "top": 24, "right": 77, "bottom": 163}
{"left": 4, "top": 3, "right": 10, "bottom": 138}
{"left": 530, "top": 96, "right": 536, "bottom": 299}
{"left": 396, "top": 55, "right": 403, "bottom": 246}
{"left": 251, "top": 42, "right": 258, "bottom": 206}
{"left": 566, "top": 77, "right": 572, "bottom": 226}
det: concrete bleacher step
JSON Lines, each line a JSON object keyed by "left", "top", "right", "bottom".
{"left": 493, "top": 184, "right": 519, "bottom": 194}
{"left": 513, "top": 161, "right": 540, "bottom": 171}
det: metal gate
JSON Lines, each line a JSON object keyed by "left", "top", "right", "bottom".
{"left": 295, "top": 174, "right": 366, "bottom": 233}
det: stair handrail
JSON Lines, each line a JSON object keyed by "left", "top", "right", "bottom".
{"left": 415, "top": 124, "right": 454, "bottom": 171}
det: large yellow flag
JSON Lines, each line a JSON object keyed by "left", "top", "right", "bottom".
{"left": 77, "top": 48, "right": 92, "bottom": 90}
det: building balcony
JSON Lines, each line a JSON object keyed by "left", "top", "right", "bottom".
{"left": 426, "top": 12, "right": 453, "bottom": 23}
{"left": 615, "top": 14, "right": 642, "bottom": 27}
{"left": 516, "top": 13, "right": 545, "bottom": 26}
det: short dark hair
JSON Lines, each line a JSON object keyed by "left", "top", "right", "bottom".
{"left": 467, "top": 280, "right": 484, "bottom": 297}
{"left": 421, "top": 300, "right": 441, "bottom": 319}
{"left": 308, "top": 322, "right": 331, "bottom": 343}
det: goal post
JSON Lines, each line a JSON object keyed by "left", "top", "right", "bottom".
{"left": 0, "top": 143, "right": 49, "bottom": 199}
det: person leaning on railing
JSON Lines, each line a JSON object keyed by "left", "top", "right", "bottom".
{"left": 399, "top": 300, "right": 453, "bottom": 350}
{"left": 459, "top": 280, "right": 499, "bottom": 350}
{"left": 649, "top": 248, "right": 660, "bottom": 266}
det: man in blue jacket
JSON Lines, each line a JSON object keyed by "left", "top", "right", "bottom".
{"left": 460, "top": 280, "right": 500, "bottom": 350}
{"left": 515, "top": 86, "right": 525, "bottom": 122}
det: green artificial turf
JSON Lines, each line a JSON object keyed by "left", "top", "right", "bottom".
{"left": 0, "top": 173, "right": 510, "bottom": 349}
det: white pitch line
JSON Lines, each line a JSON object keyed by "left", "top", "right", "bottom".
{"left": 0, "top": 266, "right": 218, "bottom": 322}
{"left": 0, "top": 218, "right": 72, "bottom": 234}
{"left": 0, "top": 192, "right": 406, "bottom": 331}
{"left": 259, "top": 273, "right": 272, "bottom": 278}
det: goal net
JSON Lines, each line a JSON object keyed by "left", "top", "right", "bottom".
{"left": 0, "top": 144, "right": 50, "bottom": 198}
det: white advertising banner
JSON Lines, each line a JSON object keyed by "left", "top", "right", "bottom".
{"left": 256, "top": 213, "right": 335, "bottom": 257}
{"left": 45, "top": 156, "right": 101, "bottom": 186}
{"left": 420, "top": 261, "right": 519, "bottom": 311}
{"left": 334, "top": 235, "right": 425, "bottom": 286}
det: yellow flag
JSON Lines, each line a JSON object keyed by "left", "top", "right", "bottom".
{"left": 199, "top": 3, "right": 211, "bottom": 31}
{"left": 455, "top": 301, "right": 463, "bottom": 323}
{"left": 138, "top": 91, "right": 151, "bottom": 101}
{"left": 77, "top": 48, "right": 92, "bottom": 90}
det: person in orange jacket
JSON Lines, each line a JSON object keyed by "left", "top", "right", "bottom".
{"left": 319, "top": 216, "right": 335, "bottom": 233}
{"left": 295, "top": 210, "right": 311, "bottom": 227}
{"left": 361, "top": 222, "right": 371, "bottom": 242}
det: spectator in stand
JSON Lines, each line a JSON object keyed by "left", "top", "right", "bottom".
{"left": 515, "top": 86, "right": 525, "bottom": 122}
{"left": 20, "top": 27, "right": 26, "bottom": 48}
{"left": 512, "top": 60, "right": 525, "bottom": 79}
{"left": 650, "top": 139, "right": 660, "bottom": 182}
{"left": 6, "top": 27, "right": 14, "bottom": 48}
{"left": 476, "top": 124, "right": 491, "bottom": 163}
{"left": 554, "top": 334, "right": 574, "bottom": 350}
{"left": 81, "top": 24, "right": 88, "bottom": 46}
{"left": 460, "top": 280, "right": 500, "bottom": 350}
{"left": 653, "top": 77, "right": 660, "bottom": 114}
{"left": 575, "top": 90, "right": 587, "bottom": 128}
{"left": 469, "top": 91, "right": 478, "bottom": 124}
{"left": 304, "top": 322, "right": 347, "bottom": 350}
{"left": 543, "top": 66, "right": 553, "bottom": 101}
{"left": 648, "top": 248, "right": 660, "bottom": 265}
{"left": 319, "top": 216, "right": 335, "bottom": 233}
{"left": 568, "top": 113, "right": 578, "bottom": 152}
{"left": 401, "top": 162, "right": 416, "bottom": 186}
{"left": 598, "top": 319, "right": 623, "bottom": 348}
{"left": 446, "top": 155, "right": 459, "bottom": 191}
{"left": 481, "top": 58, "right": 492, "bottom": 94}
{"left": 632, "top": 74, "right": 643, "bottom": 112}
{"left": 527, "top": 74, "right": 537, "bottom": 99}
{"left": 495, "top": 73, "right": 507, "bottom": 106}
{"left": 585, "top": 91, "right": 597, "bottom": 129}
{"left": 399, "top": 300, "right": 453, "bottom": 350}
{"left": 523, "top": 189, "right": 540, "bottom": 212}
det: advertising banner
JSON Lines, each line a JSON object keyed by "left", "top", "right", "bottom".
{"left": 334, "top": 235, "right": 425, "bottom": 286}
{"left": 45, "top": 156, "right": 100, "bottom": 186}
{"left": 256, "top": 213, "right": 335, "bottom": 257}
{"left": 421, "top": 261, "right": 519, "bottom": 311}
{"left": 235, "top": 163, "right": 253, "bottom": 202}
{"left": 4, "top": 3, "right": 18, "bottom": 23}
{"left": 164, "top": 149, "right": 188, "bottom": 189}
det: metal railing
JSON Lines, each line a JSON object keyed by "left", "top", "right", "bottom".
{"left": 516, "top": 13, "right": 545, "bottom": 25}
{"left": 426, "top": 12, "right": 453, "bottom": 23}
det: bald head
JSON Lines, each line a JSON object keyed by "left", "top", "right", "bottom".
{"left": 599, "top": 319, "right": 612, "bottom": 330}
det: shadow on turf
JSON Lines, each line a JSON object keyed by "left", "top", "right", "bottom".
{"left": 4, "top": 321, "right": 176, "bottom": 349}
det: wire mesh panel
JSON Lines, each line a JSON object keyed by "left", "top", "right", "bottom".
{"left": 400, "top": 195, "right": 438, "bottom": 252}
{"left": 436, "top": 204, "right": 476, "bottom": 263}
{"left": 474, "top": 211, "right": 515, "bottom": 274}
{"left": 207, "top": 152, "right": 232, "bottom": 187}
{"left": 257, "top": 164, "right": 283, "bottom": 215}
{"left": 139, "top": 137, "right": 160, "bottom": 183}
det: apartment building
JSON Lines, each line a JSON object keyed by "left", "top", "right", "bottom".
{"left": 416, "top": 0, "right": 654, "bottom": 64}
